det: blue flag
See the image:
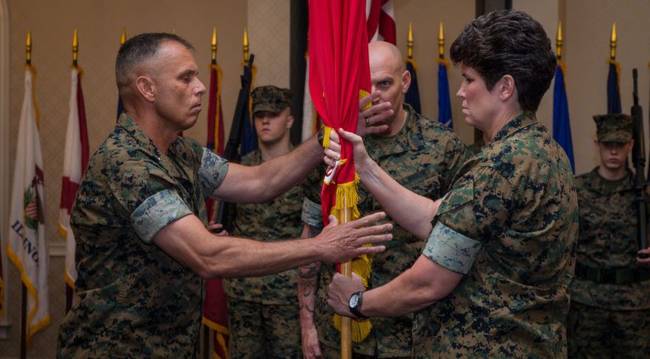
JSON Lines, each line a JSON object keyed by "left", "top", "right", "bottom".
{"left": 607, "top": 61, "right": 622, "bottom": 114}
{"left": 240, "top": 101, "right": 257, "bottom": 156}
{"left": 553, "top": 65, "right": 575, "bottom": 172}
{"left": 438, "top": 60, "right": 453, "bottom": 127}
{"left": 404, "top": 59, "right": 421, "bottom": 114}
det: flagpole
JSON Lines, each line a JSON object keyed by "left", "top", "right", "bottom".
{"left": 21, "top": 285, "right": 26, "bottom": 359}
{"left": 72, "top": 29, "right": 78, "bottom": 68}
{"left": 119, "top": 28, "right": 127, "bottom": 47}
{"left": 340, "top": 198, "right": 352, "bottom": 359}
{"left": 65, "top": 29, "right": 79, "bottom": 314}
{"left": 609, "top": 23, "right": 617, "bottom": 62}
{"left": 19, "top": 31, "right": 30, "bottom": 359}
{"left": 201, "top": 27, "right": 219, "bottom": 359}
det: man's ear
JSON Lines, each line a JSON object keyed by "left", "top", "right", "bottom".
{"left": 286, "top": 114, "right": 294, "bottom": 129}
{"left": 401, "top": 69, "right": 412, "bottom": 94}
{"left": 135, "top": 75, "right": 156, "bottom": 102}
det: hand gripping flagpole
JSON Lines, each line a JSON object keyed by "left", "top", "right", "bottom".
{"left": 340, "top": 196, "right": 353, "bottom": 359}
{"left": 307, "top": 2, "right": 372, "bottom": 356}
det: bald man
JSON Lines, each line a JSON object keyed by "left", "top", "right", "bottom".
{"left": 57, "top": 33, "right": 392, "bottom": 358}
{"left": 297, "top": 41, "right": 470, "bottom": 358}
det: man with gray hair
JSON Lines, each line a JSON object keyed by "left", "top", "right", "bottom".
{"left": 56, "top": 32, "right": 391, "bottom": 358}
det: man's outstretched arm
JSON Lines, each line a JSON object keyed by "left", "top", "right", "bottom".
{"left": 214, "top": 135, "right": 322, "bottom": 204}
{"left": 152, "top": 212, "right": 391, "bottom": 279}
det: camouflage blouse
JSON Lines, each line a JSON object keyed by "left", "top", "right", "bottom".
{"left": 58, "top": 114, "right": 228, "bottom": 358}
{"left": 420, "top": 112, "right": 578, "bottom": 358}
{"left": 571, "top": 168, "right": 650, "bottom": 310}
{"left": 224, "top": 149, "right": 304, "bottom": 304}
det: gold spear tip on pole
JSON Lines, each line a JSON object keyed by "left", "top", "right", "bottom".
{"left": 556, "top": 21, "right": 563, "bottom": 60}
{"left": 243, "top": 27, "right": 249, "bottom": 62}
{"left": 72, "top": 28, "right": 79, "bottom": 66}
{"left": 407, "top": 22, "right": 414, "bottom": 60}
{"left": 609, "top": 22, "right": 617, "bottom": 60}
{"left": 120, "top": 28, "right": 127, "bottom": 46}
{"left": 438, "top": 22, "right": 445, "bottom": 59}
{"left": 25, "top": 32, "right": 32, "bottom": 65}
{"left": 211, "top": 27, "right": 218, "bottom": 63}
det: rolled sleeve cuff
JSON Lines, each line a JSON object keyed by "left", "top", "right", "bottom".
{"left": 131, "top": 189, "right": 193, "bottom": 243}
{"left": 198, "top": 148, "right": 229, "bottom": 196}
{"left": 301, "top": 198, "right": 323, "bottom": 229}
{"left": 423, "top": 222, "right": 482, "bottom": 275}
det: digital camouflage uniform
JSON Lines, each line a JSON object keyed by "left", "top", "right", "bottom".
{"left": 224, "top": 149, "right": 304, "bottom": 359}
{"left": 568, "top": 114, "right": 650, "bottom": 359}
{"left": 419, "top": 112, "right": 578, "bottom": 358}
{"left": 224, "top": 85, "right": 304, "bottom": 359}
{"left": 303, "top": 104, "right": 469, "bottom": 358}
{"left": 57, "top": 114, "right": 229, "bottom": 358}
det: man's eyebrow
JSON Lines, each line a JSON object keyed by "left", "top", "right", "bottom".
{"left": 178, "top": 69, "right": 198, "bottom": 77}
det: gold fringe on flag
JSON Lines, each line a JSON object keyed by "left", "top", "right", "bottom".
{"left": 329, "top": 176, "right": 373, "bottom": 341}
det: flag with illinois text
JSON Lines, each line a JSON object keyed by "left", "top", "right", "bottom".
{"left": 7, "top": 66, "right": 50, "bottom": 343}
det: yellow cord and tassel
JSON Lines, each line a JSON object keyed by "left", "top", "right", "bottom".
{"left": 328, "top": 176, "right": 373, "bottom": 342}
{"left": 321, "top": 88, "right": 374, "bottom": 343}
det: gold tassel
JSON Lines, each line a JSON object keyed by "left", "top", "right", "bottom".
{"left": 330, "top": 175, "right": 373, "bottom": 342}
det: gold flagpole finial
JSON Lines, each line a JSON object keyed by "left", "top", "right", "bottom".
{"left": 438, "top": 22, "right": 445, "bottom": 59}
{"left": 407, "top": 23, "right": 414, "bottom": 60}
{"left": 26, "top": 32, "right": 32, "bottom": 65}
{"left": 243, "top": 27, "right": 249, "bottom": 62}
{"left": 556, "top": 22, "right": 563, "bottom": 60}
{"left": 211, "top": 27, "right": 218, "bottom": 64}
{"left": 609, "top": 22, "right": 617, "bottom": 61}
{"left": 72, "top": 29, "right": 79, "bottom": 66}
{"left": 120, "top": 29, "right": 127, "bottom": 46}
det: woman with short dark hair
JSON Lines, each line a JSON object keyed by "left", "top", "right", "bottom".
{"left": 326, "top": 10, "right": 578, "bottom": 358}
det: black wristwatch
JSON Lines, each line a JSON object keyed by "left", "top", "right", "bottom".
{"left": 348, "top": 291, "right": 367, "bottom": 319}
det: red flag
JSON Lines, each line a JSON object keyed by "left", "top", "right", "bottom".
{"left": 308, "top": 0, "right": 373, "bottom": 342}
{"left": 205, "top": 63, "right": 225, "bottom": 221}
{"left": 59, "top": 66, "right": 89, "bottom": 312}
{"left": 366, "top": 0, "right": 396, "bottom": 44}
{"left": 202, "top": 280, "right": 229, "bottom": 359}
{"left": 203, "top": 61, "right": 229, "bottom": 359}
{"left": 309, "top": 0, "right": 372, "bottom": 226}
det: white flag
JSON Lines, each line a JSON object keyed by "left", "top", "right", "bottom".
{"left": 60, "top": 67, "right": 88, "bottom": 291}
{"left": 7, "top": 67, "right": 50, "bottom": 342}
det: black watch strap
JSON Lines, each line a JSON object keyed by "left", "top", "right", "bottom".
{"left": 349, "top": 291, "right": 368, "bottom": 319}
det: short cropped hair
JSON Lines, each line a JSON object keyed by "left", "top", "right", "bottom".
{"left": 115, "top": 32, "right": 194, "bottom": 90}
{"left": 450, "top": 10, "right": 556, "bottom": 112}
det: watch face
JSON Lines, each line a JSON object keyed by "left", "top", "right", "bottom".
{"left": 349, "top": 294, "right": 359, "bottom": 308}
